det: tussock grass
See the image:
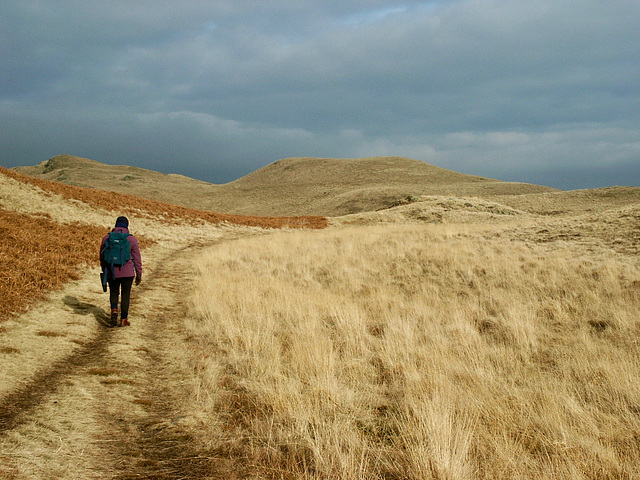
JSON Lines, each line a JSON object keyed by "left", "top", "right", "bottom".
{"left": 337, "top": 195, "right": 529, "bottom": 226}
{"left": 35, "top": 330, "right": 64, "bottom": 338}
{"left": 0, "top": 346, "right": 20, "bottom": 354}
{"left": 87, "top": 367, "right": 121, "bottom": 376}
{"left": 100, "top": 378, "right": 138, "bottom": 386}
{"left": 187, "top": 224, "right": 640, "bottom": 479}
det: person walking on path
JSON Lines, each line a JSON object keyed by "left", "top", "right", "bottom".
{"left": 100, "top": 216, "right": 143, "bottom": 327}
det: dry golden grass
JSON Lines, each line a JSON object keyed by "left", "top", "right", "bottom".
{"left": 187, "top": 223, "right": 640, "bottom": 479}
{"left": 35, "top": 330, "right": 65, "bottom": 337}
{"left": 336, "top": 195, "right": 530, "bottom": 226}
{"left": 510, "top": 204, "right": 640, "bottom": 258}
{"left": 0, "top": 346, "right": 20, "bottom": 354}
{"left": 2, "top": 165, "right": 328, "bottom": 229}
{"left": 13, "top": 154, "right": 227, "bottom": 209}
{"left": 493, "top": 187, "right": 640, "bottom": 217}
{"left": 3, "top": 157, "right": 640, "bottom": 478}
{"left": 0, "top": 164, "right": 324, "bottom": 325}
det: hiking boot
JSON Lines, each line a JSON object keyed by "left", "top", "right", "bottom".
{"left": 110, "top": 308, "right": 118, "bottom": 327}
{"left": 122, "top": 318, "right": 130, "bottom": 327}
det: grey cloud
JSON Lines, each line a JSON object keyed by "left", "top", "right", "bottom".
{"left": 1, "top": 0, "right": 639, "bottom": 189}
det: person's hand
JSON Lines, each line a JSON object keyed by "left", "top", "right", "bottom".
{"left": 135, "top": 275, "right": 142, "bottom": 285}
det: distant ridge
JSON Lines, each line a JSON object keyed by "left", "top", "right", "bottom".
{"left": 236, "top": 156, "right": 479, "bottom": 186}
{"left": 14, "top": 154, "right": 557, "bottom": 216}
{"left": 14, "top": 154, "right": 221, "bottom": 210}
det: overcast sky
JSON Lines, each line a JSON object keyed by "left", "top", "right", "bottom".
{"left": 1, "top": 1, "right": 639, "bottom": 189}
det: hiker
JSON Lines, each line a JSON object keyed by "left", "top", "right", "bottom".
{"left": 100, "top": 216, "right": 143, "bottom": 327}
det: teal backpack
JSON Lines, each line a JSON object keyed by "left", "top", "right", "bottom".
{"left": 102, "top": 232, "right": 131, "bottom": 268}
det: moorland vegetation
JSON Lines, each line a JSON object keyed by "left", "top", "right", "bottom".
{"left": 1, "top": 157, "right": 639, "bottom": 479}
{"left": 15, "top": 154, "right": 556, "bottom": 216}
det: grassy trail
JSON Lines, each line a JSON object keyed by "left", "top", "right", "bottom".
{"left": 0, "top": 236, "right": 242, "bottom": 479}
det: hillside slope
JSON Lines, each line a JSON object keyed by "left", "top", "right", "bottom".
{"left": 218, "top": 156, "right": 558, "bottom": 216}
{"left": 14, "top": 155, "right": 557, "bottom": 216}
{"left": 14, "top": 155, "right": 219, "bottom": 210}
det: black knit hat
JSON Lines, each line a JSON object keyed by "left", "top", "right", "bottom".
{"left": 115, "top": 216, "right": 129, "bottom": 228}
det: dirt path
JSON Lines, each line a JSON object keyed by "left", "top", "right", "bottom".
{"left": 0, "top": 237, "right": 245, "bottom": 479}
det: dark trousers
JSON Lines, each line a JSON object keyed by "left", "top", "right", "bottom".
{"left": 108, "top": 277, "right": 134, "bottom": 319}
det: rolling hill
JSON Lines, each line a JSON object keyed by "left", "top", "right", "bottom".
{"left": 14, "top": 154, "right": 558, "bottom": 217}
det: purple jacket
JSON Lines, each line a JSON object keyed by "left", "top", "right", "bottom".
{"left": 100, "top": 227, "right": 143, "bottom": 278}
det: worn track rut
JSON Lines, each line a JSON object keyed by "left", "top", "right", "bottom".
{"left": 0, "top": 330, "right": 111, "bottom": 434}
